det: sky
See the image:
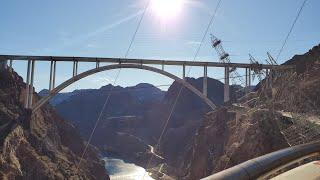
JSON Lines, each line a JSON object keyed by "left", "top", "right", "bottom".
{"left": 0, "top": 0, "right": 319, "bottom": 92}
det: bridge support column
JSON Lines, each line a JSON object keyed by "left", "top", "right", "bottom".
{"left": 245, "top": 68, "right": 251, "bottom": 93}
{"left": 96, "top": 61, "right": 100, "bottom": 69}
{"left": 203, "top": 66, "right": 208, "bottom": 97}
{"left": 25, "top": 60, "right": 35, "bottom": 109}
{"left": 75, "top": 61, "right": 78, "bottom": 76}
{"left": 28, "top": 60, "right": 35, "bottom": 108}
{"left": 248, "top": 68, "right": 251, "bottom": 87}
{"left": 50, "top": 61, "right": 57, "bottom": 90}
{"left": 25, "top": 60, "right": 31, "bottom": 108}
{"left": 182, "top": 64, "right": 186, "bottom": 80}
{"left": 53, "top": 61, "right": 56, "bottom": 89}
{"left": 73, "top": 61, "right": 76, "bottom": 77}
{"left": 9, "top": 59, "right": 13, "bottom": 71}
{"left": 49, "top": 61, "right": 53, "bottom": 91}
{"left": 224, "top": 67, "right": 230, "bottom": 103}
{"left": 73, "top": 61, "right": 78, "bottom": 77}
{"left": 49, "top": 61, "right": 57, "bottom": 91}
{"left": 245, "top": 68, "right": 248, "bottom": 92}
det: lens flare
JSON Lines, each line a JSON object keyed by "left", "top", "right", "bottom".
{"left": 151, "top": 0, "right": 184, "bottom": 20}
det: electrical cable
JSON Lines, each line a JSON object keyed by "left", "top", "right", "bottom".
{"left": 76, "top": 0, "right": 150, "bottom": 171}
{"left": 142, "top": 0, "right": 223, "bottom": 178}
{"left": 276, "top": 0, "right": 308, "bottom": 62}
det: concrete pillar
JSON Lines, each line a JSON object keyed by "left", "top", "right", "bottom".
{"left": 25, "top": 60, "right": 31, "bottom": 108}
{"left": 9, "top": 59, "right": 13, "bottom": 71}
{"left": 28, "top": 60, "right": 35, "bottom": 108}
{"left": 162, "top": 63, "right": 164, "bottom": 71}
{"left": 203, "top": 66, "right": 208, "bottom": 97}
{"left": 245, "top": 68, "right": 248, "bottom": 92}
{"left": 248, "top": 68, "right": 251, "bottom": 87}
{"left": 49, "top": 61, "right": 54, "bottom": 91}
{"left": 73, "top": 61, "right": 76, "bottom": 77}
{"left": 52, "top": 61, "right": 56, "bottom": 89}
{"left": 224, "top": 67, "right": 230, "bottom": 103}
{"left": 182, "top": 64, "right": 186, "bottom": 80}
{"left": 75, "top": 61, "right": 78, "bottom": 76}
{"left": 96, "top": 61, "right": 100, "bottom": 69}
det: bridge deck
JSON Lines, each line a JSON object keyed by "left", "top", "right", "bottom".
{"left": 0, "top": 55, "right": 293, "bottom": 69}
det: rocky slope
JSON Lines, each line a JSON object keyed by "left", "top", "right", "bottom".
{"left": 174, "top": 44, "right": 320, "bottom": 179}
{"left": 157, "top": 78, "right": 244, "bottom": 168}
{"left": 0, "top": 69, "right": 109, "bottom": 179}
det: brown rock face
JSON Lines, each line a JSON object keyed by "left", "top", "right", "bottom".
{"left": 180, "top": 44, "right": 320, "bottom": 180}
{"left": 182, "top": 108, "right": 288, "bottom": 180}
{"left": 0, "top": 70, "right": 109, "bottom": 180}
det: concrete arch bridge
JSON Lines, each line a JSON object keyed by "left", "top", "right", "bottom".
{"left": 0, "top": 55, "right": 293, "bottom": 112}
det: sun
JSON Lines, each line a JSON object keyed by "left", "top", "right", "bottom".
{"left": 151, "top": 0, "right": 184, "bottom": 20}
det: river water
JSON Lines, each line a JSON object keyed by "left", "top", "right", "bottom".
{"left": 103, "top": 157, "right": 154, "bottom": 180}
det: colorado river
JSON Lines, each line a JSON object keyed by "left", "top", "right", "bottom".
{"left": 103, "top": 157, "right": 154, "bottom": 180}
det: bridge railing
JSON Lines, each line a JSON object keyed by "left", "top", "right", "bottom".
{"left": 201, "top": 141, "right": 320, "bottom": 180}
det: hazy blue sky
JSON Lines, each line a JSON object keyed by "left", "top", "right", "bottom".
{"left": 0, "top": 0, "right": 319, "bottom": 92}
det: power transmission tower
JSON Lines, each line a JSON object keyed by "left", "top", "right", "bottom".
{"left": 267, "top": 52, "right": 278, "bottom": 65}
{"left": 249, "top": 54, "right": 264, "bottom": 82}
{"left": 211, "top": 34, "right": 236, "bottom": 72}
{"left": 211, "top": 34, "right": 250, "bottom": 85}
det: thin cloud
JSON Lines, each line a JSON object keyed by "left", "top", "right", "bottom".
{"left": 85, "top": 10, "right": 144, "bottom": 38}
{"left": 41, "top": 10, "right": 144, "bottom": 54}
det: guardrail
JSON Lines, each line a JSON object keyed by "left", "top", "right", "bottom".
{"left": 201, "top": 141, "right": 320, "bottom": 180}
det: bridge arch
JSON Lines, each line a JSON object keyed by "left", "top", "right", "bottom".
{"left": 32, "top": 64, "right": 217, "bottom": 112}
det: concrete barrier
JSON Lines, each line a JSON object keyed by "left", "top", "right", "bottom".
{"left": 201, "top": 141, "right": 320, "bottom": 180}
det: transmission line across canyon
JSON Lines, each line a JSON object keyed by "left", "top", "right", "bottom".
{"left": 76, "top": 0, "right": 151, "bottom": 171}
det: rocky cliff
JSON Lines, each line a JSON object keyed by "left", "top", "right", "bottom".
{"left": 177, "top": 44, "right": 320, "bottom": 179}
{"left": 0, "top": 69, "right": 109, "bottom": 180}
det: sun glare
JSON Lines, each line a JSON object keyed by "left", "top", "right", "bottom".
{"left": 151, "top": 0, "right": 184, "bottom": 20}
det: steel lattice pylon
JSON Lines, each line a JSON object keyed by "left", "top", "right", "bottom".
{"left": 211, "top": 35, "right": 234, "bottom": 70}
{"left": 210, "top": 34, "right": 244, "bottom": 86}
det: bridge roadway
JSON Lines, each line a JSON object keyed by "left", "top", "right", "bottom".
{"left": 0, "top": 54, "right": 293, "bottom": 69}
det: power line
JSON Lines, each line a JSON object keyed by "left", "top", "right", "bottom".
{"left": 125, "top": 0, "right": 151, "bottom": 58}
{"left": 232, "top": 0, "right": 309, "bottom": 112}
{"left": 276, "top": 0, "right": 308, "bottom": 62}
{"left": 193, "top": 0, "right": 223, "bottom": 61}
{"left": 143, "top": 0, "right": 223, "bottom": 177}
{"left": 76, "top": 0, "right": 150, "bottom": 171}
